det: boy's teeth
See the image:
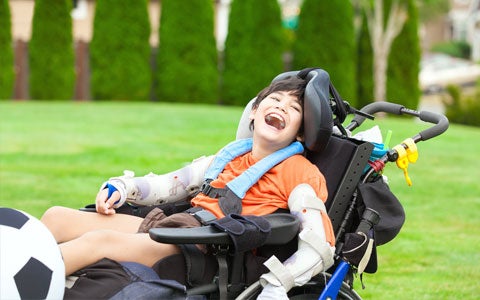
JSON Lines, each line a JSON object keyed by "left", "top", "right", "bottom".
{"left": 265, "top": 114, "right": 285, "bottom": 129}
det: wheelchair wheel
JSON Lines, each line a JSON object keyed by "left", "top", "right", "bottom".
{"left": 288, "top": 283, "right": 361, "bottom": 300}
{"left": 235, "top": 276, "right": 361, "bottom": 300}
{"left": 288, "top": 275, "right": 362, "bottom": 300}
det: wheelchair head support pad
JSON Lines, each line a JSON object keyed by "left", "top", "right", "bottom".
{"left": 236, "top": 68, "right": 334, "bottom": 153}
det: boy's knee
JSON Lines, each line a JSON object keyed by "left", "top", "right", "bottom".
{"left": 41, "top": 206, "right": 67, "bottom": 229}
{"left": 41, "top": 206, "right": 77, "bottom": 242}
{"left": 80, "top": 229, "right": 112, "bottom": 244}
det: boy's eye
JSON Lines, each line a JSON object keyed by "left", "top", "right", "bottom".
{"left": 290, "top": 102, "right": 302, "bottom": 112}
{"left": 271, "top": 96, "right": 280, "bottom": 102}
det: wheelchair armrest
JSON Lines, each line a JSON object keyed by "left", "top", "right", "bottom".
{"left": 149, "top": 213, "right": 300, "bottom": 246}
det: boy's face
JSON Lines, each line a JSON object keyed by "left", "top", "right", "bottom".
{"left": 249, "top": 90, "right": 303, "bottom": 150}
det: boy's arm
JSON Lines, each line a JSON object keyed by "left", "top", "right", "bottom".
{"left": 258, "top": 183, "right": 335, "bottom": 298}
{"left": 98, "top": 155, "right": 214, "bottom": 211}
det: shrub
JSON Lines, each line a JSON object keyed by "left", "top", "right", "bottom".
{"left": 356, "top": 12, "right": 374, "bottom": 108}
{"left": 29, "top": 0, "right": 74, "bottom": 100}
{"left": 90, "top": 0, "right": 151, "bottom": 100}
{"left": 221, "top": 0, "right": 285, "bottom": 106}
{"left": 0, "top": 0, "right": 14, "bottom": 100}
{"left": 155, "top": 0, "right": 218, "bottom": 103}
{"left": 431, "top": 40, "right": 471, "bottom": 59}
{"left": 444, "top": 83, "right": 480, "bottom": 127}
{"left": 387, "top": 0, "right": 421, "bottom": 109}
{"left": 292, "top": 0, "right": 357, "bottom": 105}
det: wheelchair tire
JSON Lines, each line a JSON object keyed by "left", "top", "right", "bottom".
{"left": 289, "top": 284, "right": 361, "bottom": 300}
{"left": 235, "top": 277, "right": 361, "bottom": 300}
{"left": 287, "top": 274, "right": 361, "bottom": 300}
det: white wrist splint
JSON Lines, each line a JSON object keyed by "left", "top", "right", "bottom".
{"left": 102, "top": 155, "right": 214, "bottom": 208}
{"left": 259, "top": 184, "right": 335, "bottom": 293}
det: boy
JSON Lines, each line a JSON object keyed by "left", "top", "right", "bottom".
{"left": 41, "top": 76, "right": 334, "bottom": 293}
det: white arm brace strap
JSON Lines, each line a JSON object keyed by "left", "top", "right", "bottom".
{"left": 259, "top": 184, "right": 335, "bottom": 292}
{"left": 101, "top": 155, "right": 214, "bottom": 208}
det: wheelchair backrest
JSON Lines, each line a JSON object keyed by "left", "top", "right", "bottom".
{"left": 307, "top": 136, "right": 373, "bottom": 236}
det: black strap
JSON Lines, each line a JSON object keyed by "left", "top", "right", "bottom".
{"left": 211, "top": 214, "right": 271, "bottom": 253}
{"left": 218, "top": 188, "right": 242, "bottom": 215}
{"left": 179, "top": 244, "right": 205, "bottom": 287}
{"left": 185, "top": 207, "right": 217, "bottom": 225}
{"left": 201, "top": 182, "right": 243, "bottom": 215}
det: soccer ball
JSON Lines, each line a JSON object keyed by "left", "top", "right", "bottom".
{"left": 0, "top": 207, "right": 65, "bottom": 299}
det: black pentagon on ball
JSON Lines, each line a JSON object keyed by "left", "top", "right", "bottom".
{"left": 14, "top": 257, "right": 53, "bottom": 299}
{"left": 0, "top": 207, "right": 29, "bottom": 229}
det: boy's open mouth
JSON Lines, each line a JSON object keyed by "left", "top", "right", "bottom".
{"left": 265, "top": 113, "right": 285, "bottom": 130}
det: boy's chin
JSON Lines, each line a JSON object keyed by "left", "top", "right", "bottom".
{"left": 255, "top": 133, "right": 294, "bottom": 148}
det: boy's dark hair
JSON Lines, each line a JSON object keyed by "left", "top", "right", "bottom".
{"left": 252, "top": 76, "right": 306, "bottom": 110}
{"left": 250, "top": 76, "right": 307, "bottom": 135}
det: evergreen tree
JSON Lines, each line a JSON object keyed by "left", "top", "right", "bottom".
{"left": 293, "top": 0, "right": 357, "bottom": 105}
{"left": 387, "top": 0, "right": 421, "bottom": 108}
{"left": 356, "top": 12, "right": 374, "bottom": 107}
{"left": 90, "top": 0, "right": 151, "bottom": 100}
{"left": 221, "top": 0, "right": 285, "bottom": 106}
{"left": 29, "top": 0, "right": 74, "bottom": 100}
{"left": 0, "top": 0, "right": 14, "bottom": 100}
{"left": 155, "top": 0, "right": 218, "bottom": 103}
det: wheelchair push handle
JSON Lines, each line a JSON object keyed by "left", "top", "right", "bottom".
{"left": 347, "top": 101, "right": 449, "bottom": 142}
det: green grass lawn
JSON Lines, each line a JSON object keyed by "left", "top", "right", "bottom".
{"left": 1, "top": 101, "right": 479, "bottom": 299}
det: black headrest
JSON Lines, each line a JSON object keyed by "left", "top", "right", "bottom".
{"left": 236, "top": 68, "right": 334, "bottom": 153}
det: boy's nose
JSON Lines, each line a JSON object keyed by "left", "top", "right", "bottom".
{"left": 275, "top": 103, "right": 287, "bottom": 113}
{"left": 275, "top": 106, "right": 286, "bottom": 114}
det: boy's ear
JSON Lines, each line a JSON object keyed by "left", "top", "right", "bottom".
{"left": 248, "top": 107, "right": 257, "bottom": 120}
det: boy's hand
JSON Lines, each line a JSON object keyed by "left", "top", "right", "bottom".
{"left": 95, "top": 188, "right": 120, "bottom": 215}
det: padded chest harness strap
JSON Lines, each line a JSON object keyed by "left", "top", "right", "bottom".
{"left": 200, "top": 138, "right": 304, "bottom": 215}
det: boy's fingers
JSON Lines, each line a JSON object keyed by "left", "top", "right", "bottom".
{"left": 95, "top": 189, "right": 108, "bottom": 213}
{"left": 95, "top": 189, "right": 118, "bottom": 215}
{"left": 106, "top": 191, "right": 121, "bottom": 208}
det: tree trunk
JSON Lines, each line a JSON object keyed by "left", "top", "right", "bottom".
{"left": 364, "top": 0, "right": 407, "bottom": 102}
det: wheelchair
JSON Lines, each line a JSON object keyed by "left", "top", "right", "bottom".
{"left": 144, "top": 68, "right": 449, "bottom": 299}
{"left": 87, "top": 68, "right": 449, "bottom": 299}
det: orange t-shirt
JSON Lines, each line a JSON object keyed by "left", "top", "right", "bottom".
{"left": 191, "top": 152, "right": 327, "bottom": 217}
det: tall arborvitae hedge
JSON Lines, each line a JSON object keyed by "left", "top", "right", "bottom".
{"left": 155, "top": 0, "right": 218, "bottom": 103}
{"left": 356, "top": 13, "right": 374, "bottom": 108}
{"left": 90, "top": 0, "right": 151, "bottom": 100}
{"left": 221, "top": 0, "right": 285, "bottom": 106}
{"left": 387, "top": 0, "right": 421, "bottom": 109}
{"left": 29, "top": 0, "right": 74, "bottom": 100}
{"left": 0, "top": 0, "right": 14, "bottom": 100}
{"left": 293, "top": 0, "right": 357, "bottom": 105}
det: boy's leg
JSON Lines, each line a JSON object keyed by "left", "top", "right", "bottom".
{"left": 41, "top": 206, "right": 143, "bottom": 243}
{"left": 60, "top": 230, "right": 180, "bottom": 276}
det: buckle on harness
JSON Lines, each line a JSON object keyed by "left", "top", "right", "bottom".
{"left": 201, "top": 181, "right": 213, "bottom": 196}
{"left": 186, "top": 207, "right": 217, "bottom": 225}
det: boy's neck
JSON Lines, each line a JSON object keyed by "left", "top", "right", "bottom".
{"left": 251, "top": 141, "right": 289, "bottom": 160}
